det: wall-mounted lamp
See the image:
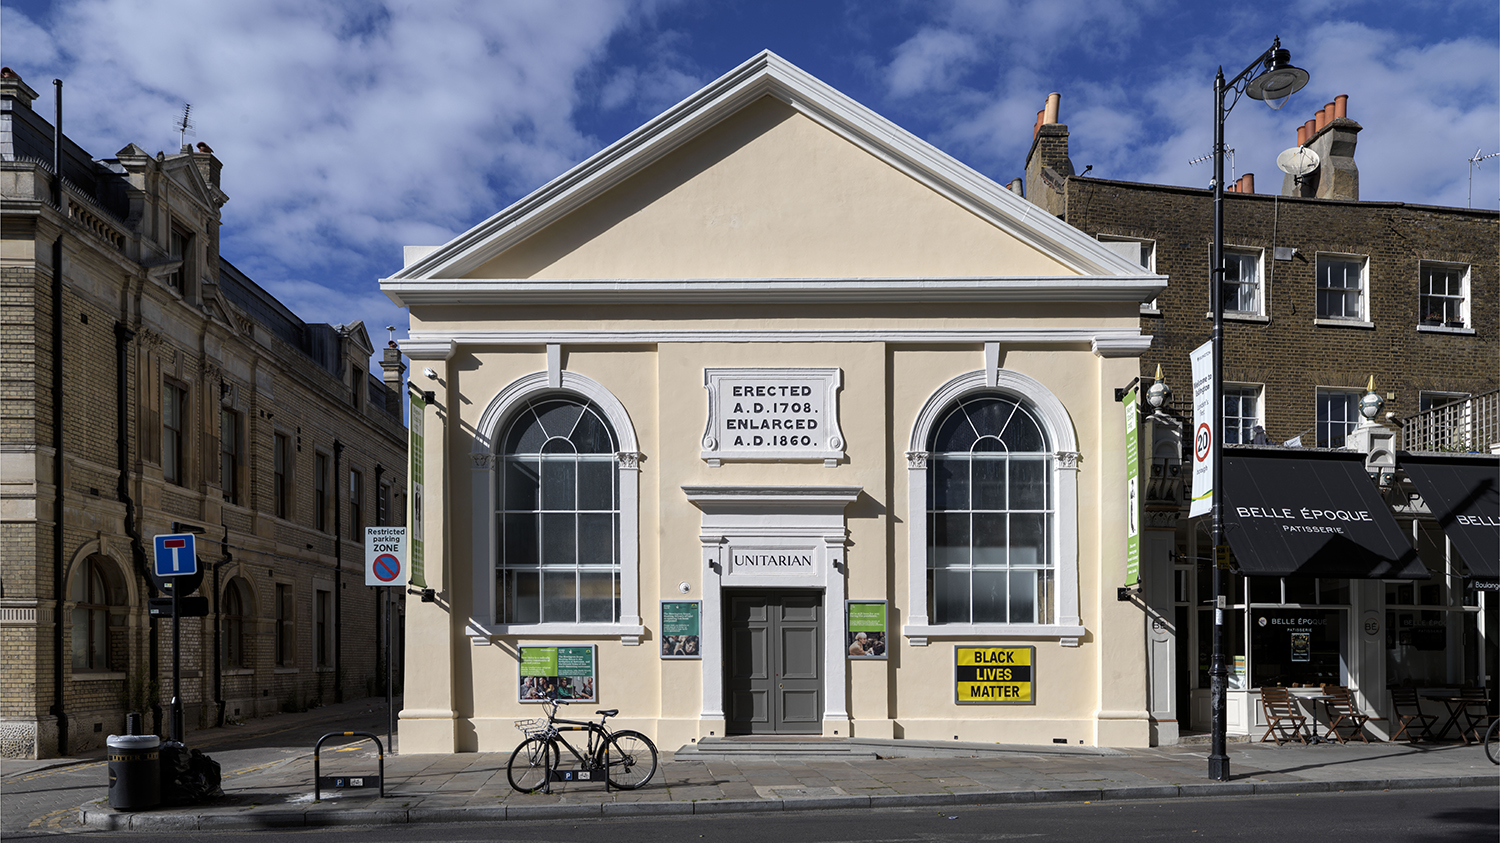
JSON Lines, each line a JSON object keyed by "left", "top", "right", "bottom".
{"left": 423, "top": 367, "right": 438, "bottom": 380}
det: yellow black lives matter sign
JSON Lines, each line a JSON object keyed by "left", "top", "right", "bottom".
{"left": 955, "top": 646, "right": 1035, "bottom": 704}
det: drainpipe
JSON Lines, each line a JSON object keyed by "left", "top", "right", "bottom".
{"left": 333, "top": 439, "right": 343, "bottom": 703}
{"left": 49, "top": 79, "right": 68, "bottom": 757}
{"left": 212, "top": 526, "right": 229, "bottom": 727}
{"left": 116, "top": 322, "right": 157, "bottom": 735}
{"left": 373, "top": 464, "right": 384, "bottom": 693}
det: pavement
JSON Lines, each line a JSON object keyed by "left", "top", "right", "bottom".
{"left": 3, "top": 698, "right": 1494, "bottom": 832}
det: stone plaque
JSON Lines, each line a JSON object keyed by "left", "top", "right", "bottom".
{"left": 702, "top": 368, "right": 844, "bottom": 465}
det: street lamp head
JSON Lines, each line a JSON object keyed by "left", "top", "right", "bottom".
{"left": 1245, "top": 49, "right": 1309, "bottom": 110}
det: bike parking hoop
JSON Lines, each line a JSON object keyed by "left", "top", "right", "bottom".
{"left": 313, "top": 731, "right": 386, "bottom": 801}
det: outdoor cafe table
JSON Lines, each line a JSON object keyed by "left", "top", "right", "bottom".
{"left": 1420, "top": 692, "right": 1472, "bottom": 742}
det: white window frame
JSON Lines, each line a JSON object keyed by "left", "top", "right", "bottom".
{"left": 1315, "top": 253, "right": 1369, "bottom": 323}
{"left": 1417, "top": 261, "right": 1470, "bottom": 331}
{"left": 470, "top": 371, "right": 644, "bottom": 642}
{"left": 1223, "top": 383, "right": 1265, "bottom": 445}
{"left": 1222, "top": 247, "right": 1265, "bottom": 317}
{"left": 1316, "top": 387, "right": 1362, "bottom": 449}
{"left": 904, "top": 369, "right": 1083, "bottom": 645}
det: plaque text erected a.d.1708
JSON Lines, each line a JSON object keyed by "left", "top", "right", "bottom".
{"left": 702, "top": 368, "right": 845, "bottom": 466}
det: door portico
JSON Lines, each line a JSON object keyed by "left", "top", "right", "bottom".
{"left": 684, "top": 485, "right": 860, "bottom": 737}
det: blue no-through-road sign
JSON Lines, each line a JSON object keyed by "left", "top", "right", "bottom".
{"left": 154, "top": 533, "right": 198, "bottom": 578}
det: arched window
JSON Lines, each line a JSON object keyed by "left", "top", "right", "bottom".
{"left": 223, "top": 577, "right": 251, "bottom": 669}
{"left": 928, "top": 396, "right": 1054, "bottom": 625}
{"left": 70, "top": 556, "right": 126, "bottom": 671}
{"left": 497, "top": 397, "right": 621, "bottom": 624}
{"left": 905, "top": 370, "right": 1083, "bottom": 644}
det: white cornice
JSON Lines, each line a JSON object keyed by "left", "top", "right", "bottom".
{"left": 380, "top": 51, "right": 1155, "bottom": 295}
{"left": 407, "top": 327, "right": 1148, "bottom": 347}
{"left": 384, "top": 275, "right": 1166, "bottom": 307}
{"left": 399, "top": 338, "right": 457, "bottom": 361}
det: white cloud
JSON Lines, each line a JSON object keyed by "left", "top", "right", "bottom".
{"left": 11, "top": 0, "right": 644, "bottom": 309}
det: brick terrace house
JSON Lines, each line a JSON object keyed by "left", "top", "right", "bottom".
{"left": 1019, "top": 92, "right": 1498, "bottom": 742}
{"left": 1, "top": 68, "right": 408, "bottom": 758}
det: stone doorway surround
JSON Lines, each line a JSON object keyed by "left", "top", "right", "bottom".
{"left": 683, "top": 485, "right": 861, "bottom": 738}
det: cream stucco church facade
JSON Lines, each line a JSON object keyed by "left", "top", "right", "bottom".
{"left": 381, "top": 52, "right": 1165, "bottom": 754}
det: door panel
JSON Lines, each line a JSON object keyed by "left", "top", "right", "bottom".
{"left": 726, "top": 591, "right": 822, "bottom": 734}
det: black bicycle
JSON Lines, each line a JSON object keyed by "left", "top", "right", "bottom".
{"left": 1485, "top": 717, "right": 1498, "bottom": 765}
{"left": 506, "top": 695, "right": 658, "bottom": 793}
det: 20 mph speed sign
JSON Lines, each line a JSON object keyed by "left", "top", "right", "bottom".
{"left": 365, "top": 527, "right": 408, "bottom": 587}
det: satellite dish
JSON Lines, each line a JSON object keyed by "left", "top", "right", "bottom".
{"left": 1276, "top": 146, "right": 1320, "bottom": 177}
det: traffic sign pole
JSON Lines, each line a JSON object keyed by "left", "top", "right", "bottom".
{"left": 155, "top": 532, "right": 200, "bottom": 745}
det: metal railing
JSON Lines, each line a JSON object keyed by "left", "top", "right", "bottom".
{"left": 1400, "top": 389, "right": 1500, "bottom": 454}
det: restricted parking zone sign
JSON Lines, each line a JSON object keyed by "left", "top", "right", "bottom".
{"left": 365, "top": 527, "right": 408, "bottom": 587}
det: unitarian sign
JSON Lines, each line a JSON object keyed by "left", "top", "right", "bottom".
{"left": 701, "top": 368, "right": 846, "bottom": 466}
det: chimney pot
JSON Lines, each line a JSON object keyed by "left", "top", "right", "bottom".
{"left": 1044, "top": 92, "right": 1061, "bottom": 126}
{"left": 1303, "top": 119, "right": 1317, "bottom": 141}
{"left": 1315, "top": 108, "right": 1327, "bottom": 132}
{"left": 1297, "top": 125, "right": 1308, "bottom": 146}
{"left": 1034, "top": 110, "right": 1044, "bottom": 138}
{"left": 1333, "top": 94, "right": 1348, "bottom": 120}
{"left": 1241, "top": 173, "right": 1254, "bottom": 194}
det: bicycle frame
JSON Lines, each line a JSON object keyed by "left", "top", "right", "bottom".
{"left": 529, "top": 698, "right": 616, "bottom": 792}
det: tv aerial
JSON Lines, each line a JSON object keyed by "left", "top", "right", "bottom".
{"left": 1189, "top": 148, "right": 1235, "bottom": 187}
{"left": 174, "top": 104, "right": 195, "bottom": 148}
{"left": 1276, "top": 146, "right": 1319, "bottom": 184}
{"left": 1468, "top": 148, "right": 1499, "bottom": 208}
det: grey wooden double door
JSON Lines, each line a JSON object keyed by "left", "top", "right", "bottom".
{"left": 725, "top": 591, "right": 823, "bottom": 735}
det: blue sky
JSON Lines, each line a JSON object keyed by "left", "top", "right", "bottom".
{"left": 3, "top": 0, "right": 1496, "bottom": 364}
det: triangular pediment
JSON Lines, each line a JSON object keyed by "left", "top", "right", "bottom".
{"left": 383, "top": 51, "right": 1160, "bottom": 306}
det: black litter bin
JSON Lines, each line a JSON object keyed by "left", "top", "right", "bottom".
{"left": 107, "top": 734, "right": 161, "bottom": 810}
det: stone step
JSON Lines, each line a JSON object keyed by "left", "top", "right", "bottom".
{"left": 674, "top": 738, "right": 880, "bottom": 761}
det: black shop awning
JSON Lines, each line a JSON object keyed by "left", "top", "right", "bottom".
{"left": 1398, "top": 452, "right": 1499, "bottom": 581}
{"left": 1223, "top": 448, "right": 1426, "bottom": 579}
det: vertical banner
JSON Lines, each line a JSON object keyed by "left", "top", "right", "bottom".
{"left": 845, "top": 601, "right": 888, "bottom": 658}
{"left": 408, "top": 389, "right": 426, "bottom": 588}
{"left": 519, "top": 646, "right": 597, "bottom": 702}
{"left": 1124, "top": 387, "right": 1140, "bottom": 587}
{"left": 1189, "top": 340, "right": 1215, "bottom": 519}
{"left": 660, "top": 601, "right": 702, "bottom": 659}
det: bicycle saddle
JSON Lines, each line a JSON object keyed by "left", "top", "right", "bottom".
{"left": 596, "top": 709, "right": 619, "bottom": 717}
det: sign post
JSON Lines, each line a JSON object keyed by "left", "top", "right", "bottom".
{"left": 365, "top": 527, "right": 407, "bottom": 753}
{"left": 154, "top": 533, "right": 199, "bottom": 744}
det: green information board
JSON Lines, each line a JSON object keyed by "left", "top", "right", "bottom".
{"left": 407, "top": 389, "right": 426, "bottom": 588}
{"left": 845, "top": 600, "right": 888, "bottom": 659}
{"left": 518, "top": 645, "right": 596, "bottom": 702}
{"left": 660, "top": 601, "right": 701, "bottom": 659}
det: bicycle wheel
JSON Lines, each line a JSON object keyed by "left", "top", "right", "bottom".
{"left": 507, "top": 736, "right": 559, "bottom": 793}
{"left": 599, "top": 730, "right": 658, "bottom": 789}
{"left": 1486, "top": 719, "right": 1499, "bottom": 765}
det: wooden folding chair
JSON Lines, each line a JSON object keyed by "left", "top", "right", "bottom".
{"left": 1390, "top": 688, "right": 1437, "bottom": 741}
{"left": 1260, "top": 686, "right": 1310, "bottom": 745}
{"left": 1321, "top": 686, "right": 1371, "bottom": 743}
{"left": 1455, "top": 689, "right": 1495, "bottom": 746}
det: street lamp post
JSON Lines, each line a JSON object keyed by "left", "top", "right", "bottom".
{"left": 1208, "top": 38, "right": 1308, "bottom": 782}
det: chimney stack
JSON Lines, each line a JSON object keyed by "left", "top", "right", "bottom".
{"left": 1284, "top": 94, "right": 1361, "bottom": 201}
{"left": 1023, "top": 92, "right": 1074, "bottom": 217}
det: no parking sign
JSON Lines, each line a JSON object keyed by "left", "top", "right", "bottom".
{"left": 365, "top": 527, "right": 408, "bottom": 587}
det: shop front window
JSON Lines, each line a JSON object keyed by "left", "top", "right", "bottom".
{"left": 1250, "top": 608, "right": 1345, "bottom": 688}
{"left": 1385, "top": 529, "right": 1481, "bottom": 688}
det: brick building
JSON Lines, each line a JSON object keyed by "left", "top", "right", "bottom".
{"left": 1020, "top": 93, "right": 1497, "bottom": 742}
{"left": 1, "top": 68, "right": 408, "bottom": 758}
